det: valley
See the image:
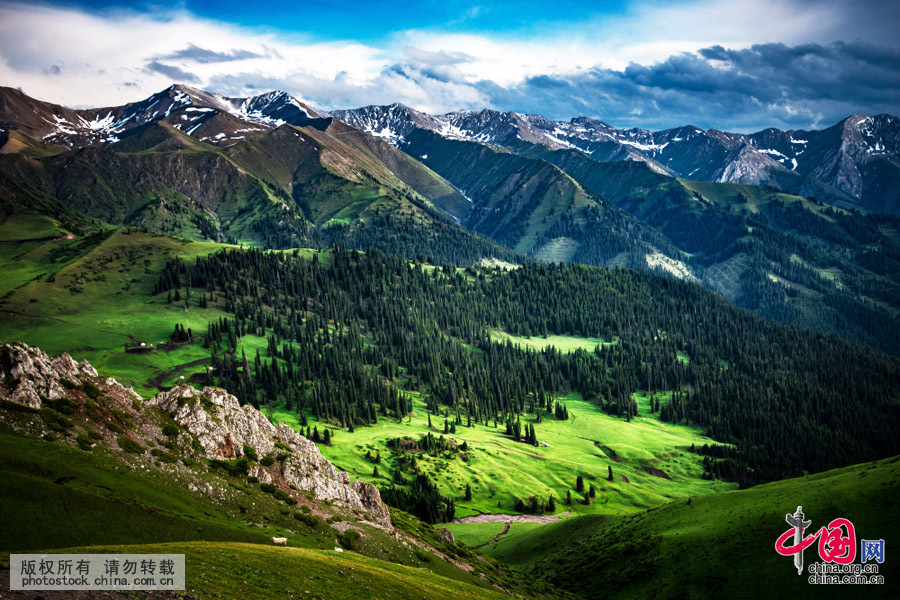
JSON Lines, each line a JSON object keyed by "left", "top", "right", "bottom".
{"left": 1, "top": 82, "right": 899, "bottom": 600}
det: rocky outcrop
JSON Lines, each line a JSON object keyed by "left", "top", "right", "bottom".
{"left": 150, "top": 385, "right": 277, "bottom": 459}
{"left": 0, "top": 344, "right": 392, "bottom": 527}
{"left": 149, "top": 385, "right": 392, "bottom": 526}
{"left": 0, "top": 342, "right": 141, "bottom": 409}
{"left": 439, "top": 528, "right": 456, "bottom": 545}
{"left": 352, "top": 480, "right": 392, "bottom": 527}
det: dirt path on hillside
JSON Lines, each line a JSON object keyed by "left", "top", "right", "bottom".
{"left": 475, "top": 521, "right": 511, "bottom": 548}
{"left": 146, "top": 357, "right": 211, "bottom": 390}
{"left": 452, "top": 512, "right": 568, "bottom": 525}
{"left": 0, "top": 234, "right": 74, "bottom": 245}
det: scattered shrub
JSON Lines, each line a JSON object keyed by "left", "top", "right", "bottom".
{"left": 162, "top": 424, "right": 180, "bottom": 437}
{"left": 40, "top": 407, "right": 73, "bottom": 431}
{"left": 150, "top": 448, "right": 178, "bottom": 463}
{"left": 294, "top": 512, "right": 321, "bottom": 528}
{"left": 45, "top": 397, "right": 76, "bottom": 415}
{"left": 105, "top": 421, "right": 124, "bottom": 434}
{"left": 272, "top": 489, "right": 294, "bottom": 504}
{"left": 260, "top": 483, "right": 277, "bottom": 494}
{"left": 76, "top": 433, "right": 95, "bottom": 451}
{"left": 242, "top": 444, "right": 258, "bottom": 462}
{"left": 117, "top": 435, "right": 144, "bottom": 454}
{"left": 84, "top": 399, "right": 103, "bottom": 421}
{"left": 111, "top": 409, "right": 133, "bottom": 428}
{"left": 339, "top": 529, "right": 362, "bottom": 550}
{"left": 0, "top": 400, "right": 38, "bottom": 413}
{"left": 80, "top": 381, "right": 103, "bottom": 400}
{"left": 207, "top": 458, "right": 249, "bottom": 477}
{"left": 260, "top": 455, "right": 275, "bottom": 467}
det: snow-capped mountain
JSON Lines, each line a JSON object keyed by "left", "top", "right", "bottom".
{"left": 3, "top": 83, "right": 898, "bottom": 214}
{"left": 0, "top": 84, "right": 327, "bottom": 149}
{"left": 334, "top": 103, "right": 900, "bottom": 213}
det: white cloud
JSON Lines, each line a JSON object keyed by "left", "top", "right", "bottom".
{"left": 0, "top": 0, "right": 894, "bottom": 124}
{"left": 0, "top": 2, "right": 387, "bottom": 108}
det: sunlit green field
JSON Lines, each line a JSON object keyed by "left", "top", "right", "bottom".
{"left": 0, "top": 229, "right": 231, "bottom": 395}
{"left": 268, "top": 391, "right": 735, "bottom": 520}
{"left": 488, "top": 329, "right": 617, "bottom": 353}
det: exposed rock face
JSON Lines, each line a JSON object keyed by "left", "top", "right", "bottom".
{"left": 352, "top": 480, "right": 392, "bottom": 527}
{"left": 149, "top": 385, "right": 391, "bottom": 525}
{"left": 439, "top": 528, "right": 456, "bottom": 545}
{"left": 1, "top": 342, "right": 100, "bottom": 408}
{"left": 150, "top": 385, "right": 277, "bottom": 460}
{"left": 0, "top": 344, "right": 392, "bottom": 527}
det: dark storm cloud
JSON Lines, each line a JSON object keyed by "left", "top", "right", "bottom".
{"left": 145, "top": 61, "right": 200, "bottom": 83}
{"left": 477, "top": 41, "right": 900, "bottom": 131}
{"left": 161, "top": 44, "right": 264, "bottom": 63}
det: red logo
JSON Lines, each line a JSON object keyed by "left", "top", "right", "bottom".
{"left": 776, "top": 507, "right": 857, "bottom": 573}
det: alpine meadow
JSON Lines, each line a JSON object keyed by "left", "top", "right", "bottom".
{"left": 1, "top": 1, "right": 899, "bottom": 599}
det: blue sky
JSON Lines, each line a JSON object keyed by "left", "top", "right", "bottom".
{"left": 44, "top": 0, "right": 633, "bottom": 41}
{"left": 1, "top": 0, "right": 898, "bottom": 131}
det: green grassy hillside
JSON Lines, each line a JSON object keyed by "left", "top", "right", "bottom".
{"left": 269, "top": 392, "right": 735, "bottom": 519}
{"left": 1, "top": 541, "right": 518, "bottom": 600}
{"left": 482, "top": 456, "right": 900, "bottom": 599}
{"left": 0, "top": 228, "right": 231, "bottom": 395}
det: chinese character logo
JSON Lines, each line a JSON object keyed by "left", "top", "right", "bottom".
{"left": 862, "top": 540, "right": 885, "bottom": 564}
{"left": 775, "top": 506, "right": 860, "bottom": 574}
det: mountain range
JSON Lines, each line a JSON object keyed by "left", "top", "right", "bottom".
{"left": 2, "top": 82, "right": 900, "bottom": 600}
{"left": 1, "top": 84, "right": 899, "bottom": 354}
{"left": 334, "top": 103, "right": 900, "bottom": 215}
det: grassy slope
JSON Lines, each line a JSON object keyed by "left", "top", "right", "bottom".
{"left": 6, "top": 541, "right": 514, "bottom": 600}
{"left": 489, "top": 330, "right": 616, "bottom": 353}
{"left": 0, "top": 228, "right": 230, "bottom": 395}
{"left": 483, "top": 456, "right": 900, "bottom": 599}
{"left": 402, "top": 129, "right": 600, "bottom": 254}
{"left": 445, "top": 521, "right": 509, "bottom": 547}
{"left": 0, "top": 424, "right": 542, "bottom": 598}
{"left": 269, "top": 392, "right": 735, "bottom": 520}
{"left": 446, "top": 521, "right": 545, "bottom": 549}
{"left": 0, "top": 230, "right": 736, "bottom": 521}
{"left": 0, "top": 433, "right": 308, "bottom": 553}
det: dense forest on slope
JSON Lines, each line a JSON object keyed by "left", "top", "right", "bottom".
{"left": 526, "top": 149, "right": 900, "bottom": 354}
{"left": 155, "top": 247, "right": 900, "bottom": 488}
